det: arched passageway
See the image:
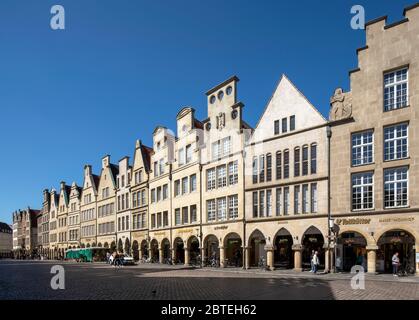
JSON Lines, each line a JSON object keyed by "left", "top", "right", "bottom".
{"left": 302, "top": 226, "right": 324, "bottom": 271}
{"left": 274, "top": 228, "right": 294, "bottom": 269}
{"left": 224, "top": 233, "right": 242, "bottom": 267}
{"left": 377, "top": 229, "right": 415, "bottom": 274}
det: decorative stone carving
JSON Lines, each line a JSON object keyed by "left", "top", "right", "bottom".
{"left": 329, "top": 88, "right": 352, "bottom": 121}
{"left": 216, "top": 112, "right": 226, "bottom": 130}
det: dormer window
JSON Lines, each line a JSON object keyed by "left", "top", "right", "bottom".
{"left": 210, "top": 95, "right": 216, "bottom": 104}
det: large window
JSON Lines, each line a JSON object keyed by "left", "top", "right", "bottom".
{"left": 384, "top": 167, "right": 408, "bottom": 208}
{"left": 190, "top": 205, "right": 197, "bottom": 223}
{"left": 302, "top": 184, "right": 309, "bottom": 214}
{"left": 175, "top": 209, "right": 181, "bottom": 225}
{"left": 185, "top": 144, "right": 192, "bottom": 164}
{"left": 352, "top": 172, "right": 374, "bottom": 210}
{"left": 190, "top": 174, "right": 197, "bottom": 192}
{"left": 228, "top": 195, "right": 238, "bottom": 219}
{"left": 311, "top": 183, "right": 318, "bottom": 213}
{"left": 283, "top": 150, "right": 289, "bottom": 179}
{"left": 207, "top": 200, "right": 216, "bottom": 221}
{"left": 266, "top": 190, "right": 272, "bottom": 217}
{"left": 207, "top": 168, "right": 216, "bottom": 190}
{"left": 294, "top": 148, "right": 300, "bottom": 177}
{"left": 275, "top": 188, "right": 281, "bottom": 216}
{"left": 259, "top": 155, "right": 265, "bottom": 183}
{"left": 217, "top": 165, "right": 227, "bottom": 188}
{"left": 274, "top": 120, "right": 280, "bottom": 135}
{"left": 384, "top": 68, "right": 408, "bottom": 111}
{"left": 276, "top": 151, "right": 282, "bottom": 180}
{"left": 290, "top": 115, "right": 295, "bottom": 131}
{"left": 283, "top": 187, "right": 289, "bottom": 215}
{"left": 294, "top": 186, "right": 300, "bottom": 214}
{"left": 266, "top": 154, "right": 272, "bottom": 182}
{"left": 252, "top": 157, "right": 258, "bottom": 184}
{"left": 302, "top": 145, "right": 309, "bottom": 176}
{"left": 252, "top": 192, "right": 258, "bottom": 218}
{"left": 217, "top": 198, "right": 227, "bottom": 221}
{"left": 228, "top": 161, "right": 238, "bottom": 185}
{"left": 384, "top": 123, "right": 408, "bottom": 161}
{"left": 352, "top": 131, "right": 373, "bottom": 166}
{"left": 182, "top": 177, "right": 188, "bottom": 194}
{"left": 310, "top": 144, "right": 317, "bottom": 174}
{"left": 182, "top": 207, "right": 188, "bottom": 224}
{"left": 259, "top": 190, "right": 265, "bottom": 217}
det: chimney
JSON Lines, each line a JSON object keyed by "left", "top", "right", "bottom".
{"left": 136, "top": 139, "right": 141, "bottom": 148}
{"left": 60, "top": 181, "right": 65, "bottom": 191}
{"left": 84, "top": 165, "right": 92, "bottom": 176}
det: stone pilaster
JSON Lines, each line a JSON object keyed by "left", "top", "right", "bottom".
{"left": 292, "top": 244, "right": 303, "bottom": 272}
{"left": 219, "top": 246, "right": 225, "bottom": 268}
{"left": 184, "top": 248, "right": 190, "bottom": 266}
{"left": 265, "top": 245, "right": 275, "bottom": 271}
{"left": 366, "top": 245, "right": 378, "bottom": 274}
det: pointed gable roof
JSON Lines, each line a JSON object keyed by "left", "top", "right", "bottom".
{"left": 252, "top": 74, "right": 326, "bottom": 142}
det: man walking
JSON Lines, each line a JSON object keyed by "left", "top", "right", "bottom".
{"left": 392, "top": 252, "right": 400, "bottom": 276}
{"left": 312, "top": 251, "right": 320, "bottom": 274}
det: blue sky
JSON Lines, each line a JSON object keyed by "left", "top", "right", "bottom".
{"left": 0, "top": 0, "right": 412, "bottom": 223}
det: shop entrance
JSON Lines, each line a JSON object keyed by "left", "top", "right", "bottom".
{"left": 302, "top": 226, "right": 325, "bottom": 270}
{"left": 161, "top": 238, "right": 171, "bottom": 262}
{"left": 248, "top": 230, "right": 266, "bottom": 267}
{"left": 150, "top": 239, "right": 159, "bottom": 263}
{"left": 174, "top": 238, "right": 185, "bottom": 264}
{"left": 224, "top": 233, "right": 242, "bottom": 267}
{"left": 132, "top": 241, "right": 139, "bottom": 261}
{"left": 274, "top": 228, "right": 294, "bottom": 269}
{"left": 188, "top": 236, "right": 200, "bottom": 265}
{"left": 377, "top": 229, "right": 415, "bottom": 274}
{"left": 337, "top": 232, "right": 367, "bottom": 272}
{"left": 204, "top": 235, "right": 220, "bottom": 266}
{"left": 140, "top": 240, "right": 148, "bottom": 259}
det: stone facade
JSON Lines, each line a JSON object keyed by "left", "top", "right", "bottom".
{"left": 0, "top": 222, "right": 12, "bottom": 258}
{"left": 329, "top": 5, "right": 419, "bottom": 274}
{"left": 12, "top": 208, "right": 40, "bottom": 258}
{"left": 17, "top": 4, "right": 419, "bottom": 275}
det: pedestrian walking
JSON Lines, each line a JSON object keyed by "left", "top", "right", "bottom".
{"left": 392, "top": 252, "right": 400, "bottom": 276}
{"left": 309, "top": 250, "right": 315, "bottom": 272}
{"left": 312, "top": 251, "right": 320, "bottom": 274}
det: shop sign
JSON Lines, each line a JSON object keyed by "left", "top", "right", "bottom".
{"left": 379, "top": 217, "right": 415, "bottom": 223}
{"left": 214, "top": 226, "right": 228, "bottom": 230}
{"left": 154, "top": 232, "right": 167, "bottom": 236}
{"left": 335, "top": 218, "right": 371, "bottom": 225}
{"left": 308, "top": 237, "right": 318, "bottom": 243}
{"left": 277, "top": 221, "right": 288, "bottom": 224}
{"left": 178, "top": 229, "right": 193, "bottom": 234}
{"left": 390, "top": 237, "right": 401, "bottom": 244}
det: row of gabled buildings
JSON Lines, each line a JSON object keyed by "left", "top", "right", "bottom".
{"left": 12, "top": 5, "right": 419, "bottom": 274}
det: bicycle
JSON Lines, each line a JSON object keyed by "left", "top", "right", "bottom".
{"left": 258, "top": 256, "right": 269, "bottom": 271}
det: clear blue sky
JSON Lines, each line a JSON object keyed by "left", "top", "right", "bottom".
{"left": 0, "top": 0, "right": 412, "bottom": 223}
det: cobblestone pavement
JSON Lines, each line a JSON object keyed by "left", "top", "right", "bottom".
{"left": 0, "top": 260, "right": 418, "bottom": 300}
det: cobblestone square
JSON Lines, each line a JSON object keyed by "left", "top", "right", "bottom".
{"left": 0, "top": 260, "right": 418, "bottom": 300}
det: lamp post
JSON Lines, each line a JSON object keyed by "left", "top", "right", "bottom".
{"left": 327, "top": 125, "right": 332, "bottom": 273}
